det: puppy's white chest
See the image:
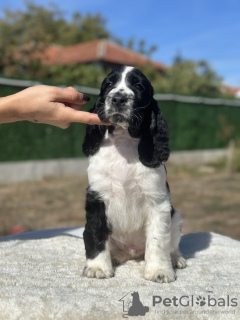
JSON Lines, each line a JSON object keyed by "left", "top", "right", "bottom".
{"left": 88, "top": 128, "right": 140, "bottom": 189}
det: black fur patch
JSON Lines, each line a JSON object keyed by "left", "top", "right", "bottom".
{"left": 82, "top": 120, "right": 106, "bottom": 157}
{"left": 171, "top": 206, "right": 175, "bottom": 217}
{"left": 83, "top": 188, "right": 111, "bottom": 259}
{"left": 138, "top": 100, "right": 169, "bottom": 168}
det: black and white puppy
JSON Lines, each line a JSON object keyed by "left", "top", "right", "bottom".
{"left": 82, "top": 66, "right": 186, "bottom": 283}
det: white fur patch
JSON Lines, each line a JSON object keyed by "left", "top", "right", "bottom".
{"left": 110, "top": 66, "right": 135, "bottom": 96}
{"left": 105, "top": 66, "right": 135, "bottom": 116}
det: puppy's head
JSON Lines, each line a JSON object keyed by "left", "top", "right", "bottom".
{"left": 83, "top": 66, "right": 169, "bottom": 167}
{"left": 95, "top": 66, "right": 153, "bottom": 128}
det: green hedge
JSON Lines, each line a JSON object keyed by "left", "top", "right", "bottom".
{"left": 0, "top": 85, "right": 96, "bottom": 161}
{"left": 160, "top": 101, "right": 240, "bottom": 151}
{"left": 1, "top": 84, "right": 240, "bottom": 162}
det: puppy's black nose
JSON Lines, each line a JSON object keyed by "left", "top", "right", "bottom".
{"left": 112, "top": 95, "right": 128, "bottom": 107}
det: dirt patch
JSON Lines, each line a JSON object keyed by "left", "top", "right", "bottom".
{"left": 168, "top": 170, "right": 240, "bottom": 240}
{"left": 0, "top": 168, "right": 240, "bottom": 240}
{"left": 0, "top": 175, "right": 88, "bottom": 235}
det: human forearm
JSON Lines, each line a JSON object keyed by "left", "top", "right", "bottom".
{"left": 0, "top": 86, "right": 110, "bottom": 128}
{"left": 0, "top": 94, "right": 21, "bottom": 123}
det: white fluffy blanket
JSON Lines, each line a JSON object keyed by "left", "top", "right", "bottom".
{"left": 0, "top": 229, "right": 239, "bottom": 320}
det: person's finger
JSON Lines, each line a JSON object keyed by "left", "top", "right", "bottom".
{"left": 62, "top": 107, "right": 111, "bottom": 125}
{"left": 67, "top": 103, "right": 84, "bottom": 111}
{"left": 88, "top": 113, "right": 111, "bottom": 125}
{"left": 53, "top": 87, "right": 90, "bottom": 105}
{"left": 31, "top": 118, "right": 70, "bottom": 129}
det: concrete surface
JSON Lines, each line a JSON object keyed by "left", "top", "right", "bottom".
{"left": 0, "top": 149, "right": 228, "bottom": 184}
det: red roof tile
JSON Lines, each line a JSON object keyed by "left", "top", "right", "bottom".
{"left": 39, "top": 39, "right": 166, "bottom": 71}
{"left": 222, "top": 84, "right": 240, "bottom": 97}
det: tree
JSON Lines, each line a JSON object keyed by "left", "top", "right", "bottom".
{"left": 114, "top": 37, "right": 157, "bottom": 58}
{"left": 139, "top": 55, "right": 223, "bottom": 97}
{"left": 45, "top": 63, "right": 106, "bottom": 87}
{"left": 0, "top": 1, "right": 109, "bottom": 77}
{"left": 167, "top": 56, "right": 223, "bottom": 97}
{"left": 0, "top": 1, "right": 225, "bottom": 97}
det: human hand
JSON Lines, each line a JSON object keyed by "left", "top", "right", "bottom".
{"left": 1, "top": 85, "right": 110, "bottom": 128}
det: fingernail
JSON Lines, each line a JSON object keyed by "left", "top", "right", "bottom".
{"left": 83, "top": 94, "right": 90, "bottom": 102}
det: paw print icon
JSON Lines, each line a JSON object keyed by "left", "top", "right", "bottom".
{"left": 196, "top": 296, "right": 206, "bottom": 307}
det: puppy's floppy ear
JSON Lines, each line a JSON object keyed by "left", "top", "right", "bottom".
{"left": 138, "top": 99, "right": 169, "bottom": 168}
{"left": 82, "top": 102, "right": 107, "bottom": 157}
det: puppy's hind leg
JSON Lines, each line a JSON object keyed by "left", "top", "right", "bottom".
{"left": 82, "top": 189, "right": 114, "bottom": 279}
{"left": 170, "top": 209, "right": 187, "bottom": 269}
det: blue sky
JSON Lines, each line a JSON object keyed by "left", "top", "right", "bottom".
{"left": 0, "top": 0, "right": 239, "bottom": 87}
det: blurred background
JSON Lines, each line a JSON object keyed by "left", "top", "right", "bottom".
{"left": 0, "top": 1, "right": 239, "bottom": 239}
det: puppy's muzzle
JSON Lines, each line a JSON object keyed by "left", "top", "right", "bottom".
{"left": 111, "top": 94, "right": 128, "bottom": 109}
{"left": 108, "top": 93, "right": 133, "bottom": 125}
{"left": 111, "top": 113, "right": 127, "bottom": 124}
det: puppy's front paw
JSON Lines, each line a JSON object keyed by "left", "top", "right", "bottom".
{"left": 144, "top": 265, "right": 176, "bottom": 283}
{"left": 82, "top": 265, "right": 114, "bottom": 279}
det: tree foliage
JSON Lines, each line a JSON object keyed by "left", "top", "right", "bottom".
{"left": 0, "top": 1, "right": 226, "bottom": 97}
{"left": 45, "top": 63, "right": 107, "bottom": 87}
{"left": 114, "top": 37, "right": 158, "bottom": 58}
{"left": 138, "top": 56, "right": 223, "bottom": 97}
{"left": 0, "top": 2, "right": 109, "bottom": 77}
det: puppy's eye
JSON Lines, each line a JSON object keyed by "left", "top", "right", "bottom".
{"left": 106, "top": 82, "right": 113, "bottom": 88}
{"left": 135, "top": 83, "right": 144, "bottom": 91}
